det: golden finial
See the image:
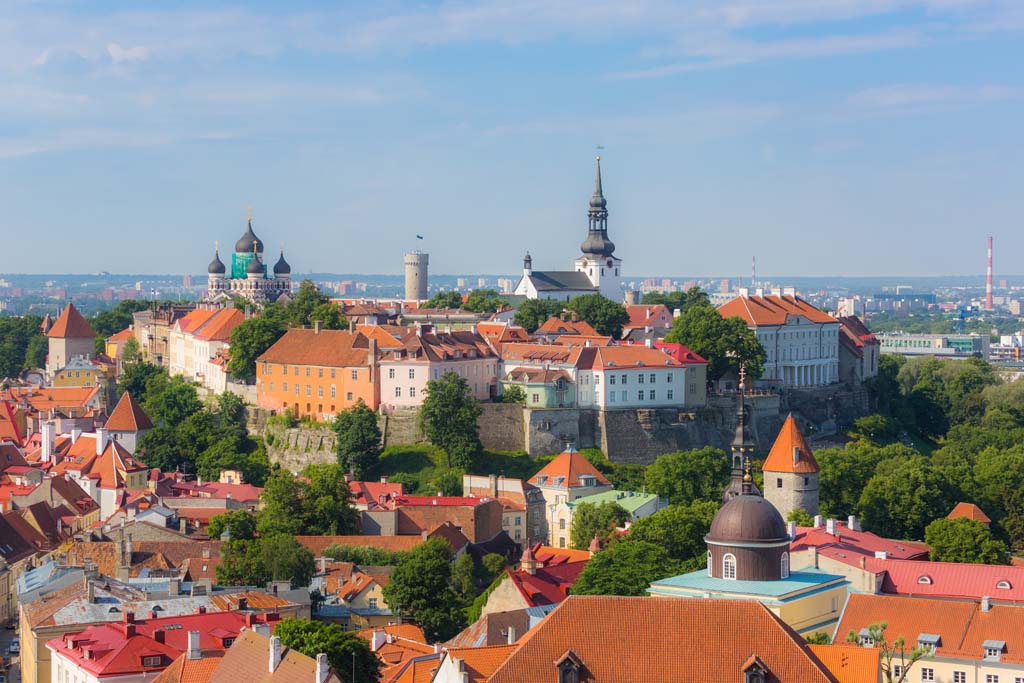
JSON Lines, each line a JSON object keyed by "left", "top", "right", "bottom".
{"left": 596, "top": 155, "right": 601, "bottom": 161}
{"left": 743, "top": 456, "right": 753, "bottom": 483}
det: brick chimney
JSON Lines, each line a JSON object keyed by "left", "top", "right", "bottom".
{"left": 269, "top": 636, "right": 283, "bottom": 673}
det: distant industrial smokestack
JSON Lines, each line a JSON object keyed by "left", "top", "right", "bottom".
{"left": 751, "top": 256, "right": 756, "bottom": 288}
{"left": 986, "top": 236, "right": 994, "bottom": 311}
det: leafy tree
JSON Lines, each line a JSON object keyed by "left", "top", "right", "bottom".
{"left": 322, "top": 544, "right": 410, "bottom": 567}
{"left": 275, "top": 618, "right": 381, "bottom": 683}
{"left": 258, "top": 465, "right": 359, "bottom": 537}
{"left": 333, "top": 399, "right": 382, "bottom": 477}
{"left": 857, "top": 455, "right": 958, "bottom": 540}
{"left": 217, "top": 539, "right": 267, "bottom": 586}
{"left": 310, "top": 302, "right": 348, "bottom": 331}
{"left": 513, "top": 299, "right": 563, "bottom": 333}
{"left": 815, "top": 440, "right": 892, "bottom": 518}
{"left": 787, "top": 508, "right": 815, "bottom": 527}
{"left": 196, "top": 434, "right": 271, "bottom": 486}
{"left": 420, "top": 371, "right": 483, "bottom": 468}
{"left": 566, "top": 294, "right": 629, "bottom": 338}
{"left": 805, "top": 633, "right": 831, "bottom": 645}
{"left": 971, "top": 446, "right": 1024, "bottom": 522}
{"left": 644, "top": 447, "right": 730, "bottom": 505}
{"left": 626, "top": 501, "right": 718, "bottom": 568}
{"left": 285, "top": 280, "right": 331, "bottom": 328}
{"left": 136, "top": 425, "right": 183, "bottom": 472}
{"left": 116, "top": 362, "right": 164, "bottom": 401}
{"left": 227, "top": 315, "right": 287, "bottom": 380}
{"left": 641, "top": 286, "right": 710, "bottom": 314}
{"left": 207, "top": 510, "right": 258, "bottom": 541}
{"left": 572, "top": 541, "right": 681, "bottom": 596}
{"left": 850, "top": 414, "right": 899, "bottom": 445}
{"left": 260, "top": 533, "right": 316, "bottom": 586}
{"left": 382, "top": 537, "right": 466, "bottom": 641}
{"left": 24, "top": 333, "right": 48, "bottom": 369}
{"left": 145, "top": 375, "right": 202, "bottom": 428}
{"left": 429, "top": 468, "right": 464, "bottom": 496}
{"left": 845, "top": 622, "right": 930, "bottom": 683}
{"left": 569, "top": 501, "right": 630, "bottom": 550}
{"left": 664, "top": 304, "right": 765, "bottom": 380}
{"left": 463, "top": 289, "right": 506, "bottom": 314}
{"left": 481, "top": 553, "right": 506, "bottom": 582}
{"left": 499, "top": 385, "right": 526, "bottom": 404}
{"left": 452, "top": 553, "right": 477, "bottom": 600}
{"left": 0, "top": 316, "right": 47, "bottom": 377}
{"left": 924, "top": 517, "right": 1006, "bottom": 565}
{"left": 215, "top": 391, "right": 247, "bottom": 431}
{"left": 120, "top": 336, "right": 141, "bottom": 364}
{"left": 89, "top": 300, "right": 151, "bottom": 339}
{"left": 424, "top": 291, "right": 464, "bottom": 310}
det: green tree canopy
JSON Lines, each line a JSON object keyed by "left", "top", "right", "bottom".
{"left": 626, "top": 500, "right": 718, "bottom": 568}
{"left": 309, "top": 302, "right": 348, "bottom": 331}
{"left": 463, "top": 289, "right": 506, "bottom": 314}
{"left": 664, "top": 304, "right": 765, "bottom": 380}
{"left": 566, "top": 294, "right": 630, "bottom": 339}
{"left": 420, "top": 371, "right": 483, "bottom": 468}
{"left": 640, "top": 286, "right": 709, "bottom": 314}
{"left": 285, "top": 280, "right": 331, "bottom": 328}
{"left": 144, "top": 375, "right": 202, "bottom": 429}
{"left": 274, "top": 618, "right": 381, "bottom": 683}
{"left": 260, "top": 532, "right": 316, "bottom": 586}
{"left": 424, "top": 291, "right": 464, "bottom": 310}
{"left": 116, "top": 362, "right": 164, "bottom": 402}
{"left": 121, "top": 336, "right": 141, "bottom": 364}
{"left": 0, "top": 316, "right": 47, "bottom": 377}
{"left": 333, "top": 399, "right": 382, "bottom": 477}
{"left": 207, "top": 510, "right": 258, "bottom": 541}
{"left": 569, "top": 501, "right": 631, "bottom": 550}
{"left": 572, "top": 540, "right": 682, "bottom": 596}
{"left": 924, "top": 517, "right": 1007, "bottom": 565}
{"left": 499, "top": 385, "right": 526, "bottom": 404}
{"left": 258, "top": 464, "right": 359, "bottom": 537}
{"left": 513, "top": 299, "right": 564, "bottom": 333}
{"left": 814, "top": 440, "right": 893, "bottom": 518}
{"left": 787, "top": 508, "right": 816, "bottom": 527}
{"left": 857, "top": 455, "right": 958, "bottom": 540}
{"left": 227, "top": 315, "right": 287, "bottom": 380}
{"left": 644, "top": 447, "right": 730, "bottom": 505}
{"left": 381, "top": 537, "right": 466, "bottom": 642}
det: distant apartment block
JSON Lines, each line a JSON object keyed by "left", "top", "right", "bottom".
{"left": 877, "top": 332, "right": 990, "bottom": 360}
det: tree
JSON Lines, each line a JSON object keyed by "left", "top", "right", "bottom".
{"left": 275, "top": 618, "right": 381, "bottom": 683}
{"left": 626, "top": 501, "right": 719, "bottom": 568}
{"left": 572, "top": 541, "right": 681, "bottom": 596}
{"left": 207, "top": 510, "right": 258, "bottom": 541}
{"left": 452, "top": 553, "right": 477, "bottom": 600}
{"left": 787, "top": 508, "right": 815, "bottom": 527}
{"left": 644, "top": 447, "right": 730, "bottom": 505}
{"left": 196, "top": 435, "right": 271, "bottom": 487}
{"left": 924, "top": 518, "right": 1007, "bottom": 564}
{"left": 0, "top": 316, "right": 47, "bottom": 377}
{"left": 310, "top": 302, "right": 348, "bottom": 331}
{"left": 846, "top": 622, "right": 930, "bottom": 683}
{"left": 333, "top": 399, "right": 382, "bottom": 477}
{"left": 463, "top": 289, "right": 506, "bottom": 314}
{"left": 227, "top": 315, "right": 287, "bottom": 380}
{"left": 382, "top": 537, "right": 466, "bottom": 642}
{"left": 429, "top": 468, "right": 464, "bottom": 496}
{"left": 420, "top": 371, "right": 483, "bottom": 468}
{"left": 136, "top": 426, "right": 183, "bottom": 473}
{"left": 664, "top": 304, "right": 765, "bottom": 380}
{"left": 260, "top": 533, "right": 316, "bottom": 586}
{"left": 569, "top": 501, "right": 630, "bottom": 550}
{"left": 499, "top": 385, "right": 526, "bottom": 404}
{"left": 24, "top": 333, "right": 47, "bottom": 369}
{"left": 513, "top": 299, "right": 563, "bottom": 333}
{"left": 120, "top": 336, "right": 141, "bottom": 364}
{"left": 814, "top": 440, "right": 892, "bottom": 518}
{"left": 217, "top": 539, "right": 267, "bottom": 586}
{"left": 857, "top": 456, "right": 957, "bottom": 540}
{"left": 322, "top": 544, "right": 409, "bottom": 567}
{"left": 145, "top": 375, "right": 202, "bottom": 429}
{"left": 258, "top": 465, "right": 359, "bottom": 537}
{"left": 286, "top": 280, "right": 331, "bottom": 328}
{"left": 567, "top": 294, "right": 630, "bottom": 338}
{"left": 641, "top": 286, "right": 710, "bottom": 314}
{"left": 424, "top": 291, "right": 464, "bottom": 310}
{"left": 116, "top": 362, "right": 164, "bottom": 401}
{"left": 805, "top": 633, "right": 831, "bottom": 645}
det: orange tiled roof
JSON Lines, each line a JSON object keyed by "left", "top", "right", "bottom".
{"left": 258, "top": 329, "right": 374, "bottom": 367}
{"left": 488, "top": 596, "right": 835, "bottom": 683}
{"left": 808, "top": 644, "right": 880, "bottom": 683}
{"left": 1, "top": 386, "right": 102, "bottom": 412}
{"left": 152, "top": 652, "right": 224, "bottom": 683}
{"left": 947, "top": 502, "right": 992, "bottom": 523}
{"left": 834, "top": 594, "right": 975, "bottom": 659}
{"left": 763, "top": 415, "right": 819, "bottom": 474}
{"left": 107, "top": 328, "right": 135, "bottom": 342}
{"left": 357, "top": 623, "right": 427, "bottom": 644}
{"left": 193, "top": 308, "right": 245, "bottom": 342}
{"left": 204, "top": 629, "right": 337, "bottom": 683}
{"left": 623, "top": 304, "right": 673, "bottom": 330}
{"left": 175, "top": 308, "right": 219, "bottom": 334}
{"left": 356, "top": 325, "right": 406, "bottom": 350}
{"left": 590, "top": 345, "right": 683, "bottom": 370}
{"left": 718, "top": 295, "right": 838, "bottom": 327}
{"left": 529, "top": 449, "right": 610, "bottom": 489}
{"left": 536, "top": 317, "right": 598, "bottom": 336}
{"left": 391, "top": 654, "right": 440, "bottom": 683}
{"left": 106, "top": 392, "right": 154, "bottom": 432}
{"left": 443, "top": 644, "right": 516, "bottom": 683}
{"left": 47, "top": 303, "right": 96, "bottom": 339}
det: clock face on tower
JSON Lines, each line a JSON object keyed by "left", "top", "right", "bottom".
{"left": 606, "top": 259, "right": 614, "bottom": 268}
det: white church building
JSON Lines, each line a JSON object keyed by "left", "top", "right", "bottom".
{"left": 514, "top": 157, "right": 624, "bottom": 303}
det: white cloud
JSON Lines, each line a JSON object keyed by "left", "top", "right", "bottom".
{"left": 850, "top": 83, "right": 1021, "bottom": 110}
{"left": 106, "top": 43, "right": 149, "bottom": 63}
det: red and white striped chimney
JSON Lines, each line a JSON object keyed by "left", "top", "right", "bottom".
{"left": 986, "top": 235, "right": 994, "bottom": 311}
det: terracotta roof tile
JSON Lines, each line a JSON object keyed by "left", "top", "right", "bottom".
{"left": 205, "top": 629, "right": 339, "bottom": 683}
{"left": 834, "top": 594, "right": 975, "bottom": 659}
{"left": 108, "top": 328, "right": 136, "bottom": 342}
{"left": 47, "top": 303, "right": 97, "bottom": 339}
{"left": 536, "top": 317, "right": 598, "bottom": 336}
{"left": 443, "top": 644, "right": 516, "bottom": 683}
{"left": 258, "top": 329, "right": 374, "bottom": 367}
{"left": 193, "top": 308, "right": 245, "bottom": 342}
{"left": 529, "top": 449, "right": 610, "bottom": 489}
{"left": 947, "top": 502, "right": 991, "bottom": 523}
{"left": 106, "top": 392, "right": 154, "bottom": 432}
{"left": 718, "top": 295, "right": 838, "bottom": 327}
{"left": 505, "top": 561, "right": 587, "bottom": 607}
{"left": 763, "top": 415, "right": 819, "bottom": 474}
{"left": 808, "top": 644, "right": 880, "bottom": 683}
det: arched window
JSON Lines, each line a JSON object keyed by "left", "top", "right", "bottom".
{"left": 917, "top": 575, "right": 933, "bottom": 585}
{"left": 723, "top": 553, "right": 737, "bottom": 580}
{"left": 997, "top": 580, "right": 1012, "bottom": 590}
{"left": 780, "top": 552, "right": 790, "bottom": 579}
{"left": 707, "top": 551, "right": 712, "bottom": 576}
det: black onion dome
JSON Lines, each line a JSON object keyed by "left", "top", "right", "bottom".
{"left": 581, "top": 232, "right": 615, "bottom": 257}
{"left": 273, "top": 250, "right": 291, "bottom": 275}
{"left": 246, "top": 253, "right": 265, "bottom": 275}
{"left": 235, "top": 220, "right": 264, "bottom": 254}
{"left": 705, "top": 495, "right": 788, "bottom": 545}
{"left": 208, "top": 251, "right": 226, "bottom": 275}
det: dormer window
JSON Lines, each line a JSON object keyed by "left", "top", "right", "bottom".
{"left": 983, "top": 640, "right": 1005, "bottom": 661}
{"left": 142, "top": 656, "right": 163, "bottom": 667}
{"left": 997, "top": 580, "right": 1012, "bottom": 590}
{"left": 917, "top": 634, "right": 940, "bottom": 652}
{"left": 917, "top": 575, "right": 932, "bottom": 585}
{"left": 857, "top": 628, "right": 872, "bottom": 647}
{"left": 555, "top": 650, "right": 583, "bottom": 683}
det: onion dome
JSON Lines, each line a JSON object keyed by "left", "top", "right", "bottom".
{"left": 208, "top": 244, "right": 226, "bottom": 275}
{"left": 581, "top": 231, "right": 616, "bottom": 257}
{"left": 580, "top": 156, "right": 615, "bottom": 257}
{"left": 273, "top": 248, "right": 291, "bottom": 275}
{"left": 235, "top": 218, "right": 264, "bottom": 254}
{"left": 246, "top": 251, "right": 265, "bottom": 275}
{"left": 706, "top": 494, "right": 788, "bottom": 546}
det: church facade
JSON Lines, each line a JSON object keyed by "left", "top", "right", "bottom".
{"left": 206, "top": 215, "right": 293, "bottom": 304}
{"left": 514, "top": 157, "right": 624, "bottom": 303}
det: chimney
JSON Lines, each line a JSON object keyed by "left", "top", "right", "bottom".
{"left": 344, "top": 472, "right": 354, "bottom": 483}
{"left": 380, "top": 475, "right": 388, "bottom": 484}
{"left": 124, "top": 611, "right": 135, "bottom": 624}
{"left": 646, "top": 308, "right": 652, "bottom": 319}
{"left": 644, "top": 338, "right": 653, "bottom": 348}
{"left": 167, "top": 579, "right": 180, "bottom": 596}
{"left": 187, "top": 631, "right": 202, "bottom": 660}
{"left": 269, "top": 635, "right": 283, "bottom": 673}
{"left": 787, "top": 521, "right": 797, "bottom": 539}
{"left": 813, "top": 515, "right": 823, "bottom": 528}
{"left": 368, "top": 338, "right": 378, "bottom": 382}
{"left": 488, "top": 474, "right": 498, "bottom": 497}
{"left": 314, "top": 320, "right": 321, "bottom": 334}
{"left": 859, "top": 557, "right": 866, "bottom": 569}
{"left": 95, "top": 428, "right": 109, "bottom": 455}
{"left": 202, "top": 547, "right": 211, "bottom": 559}
{"left": 316, "top": 653, "right": 330, "bottom": 683}
{"left": 150, "top": 610, "right": 158, "bottom": 620}
{"left": 319, "top": 556, "right": 327, "bottom": 574}
{"left": 826, "top": 519, "right": 837, "bottom": 536}
{"left": 874, "top": 551, "right": 887, "bottom": 560}
{"left": 71, "top": 428, "right": 82, "bottom": 444}
{"left": 42, "top": 420, "right": 55, "bottom": 463}
{"left": 370, "top": 630, "right": 387, "bottom": 652}
{"left": 238, "top": 597, "right": 249, "bottom": 611}
{"left": 124, "top": 624, "right": 136, "bottom": 638}
{"left": 506, "top": 626, "right": 516, "bottom": 645}
{"left": 808, "top": 545, "right": 818, "bottom": 568}
{"left": 179, "top": 519, "right": 187, "bottom": 534}
{"left": 253, "top": 622, "right": 271, "bottom": 638}
{"left": 848, "top": 515, "right": 860, "bottom": 532}
{"left": 982, "top": 595, "right": 992, "bottom": 612}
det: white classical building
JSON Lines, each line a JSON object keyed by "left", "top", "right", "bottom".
{"left": 514, "top": 157, "right": 623, "bottom": 303}
{"left": 718, "top": 292, "right": 840, "bottom": 387}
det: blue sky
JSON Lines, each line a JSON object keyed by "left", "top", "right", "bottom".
{"left": 2, "top": 0, "right": 1023, "bottom": 278}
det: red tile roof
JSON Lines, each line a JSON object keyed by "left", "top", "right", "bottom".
{"left": 763, "top": 415, "right": 819, "bottom": 474}
{"left": 488, "top": 596, "right": 837, "bottom": 683}
{"left": 870, "top": 558, "right": 1024, "bottom": 602}
{"left": 106, "top": 392, "right": 154, "bottom": 432}
{"left": 257, "top": 329, "right": 374, "bottom": 367}
{"left": 175, "top": 308, "right": 219, "bottom": 334}
{"left": 506, "top": 560, "right": 588, "bottom": 607}
{"left": 529, "top": 449, "right": 610, "bottom": 489}
{"left": 808, "top": 644, "right": 880, "bottom": 683}
{"left": 947, "top": 502, "right": 991, "bottom": 523}
{"left": 718, "top": 295, "right": 838, "bottom": 327}
{"left": 193, "top": 308, "right": 245, "bottom": 342}
{"left": 108, "top": 328, "right": 136, "bottom": 342}
{"left": 791, "top": 522, "right": 930, "bottom": 565}
{"left": 47, "top": 303, "right": 96, "bottom": 339}
{"left": 348, "top": 480, "right": 404, "bottom": 507}
{"left": 834, "top": 593, "right": 976, "bottom": 660}
{"left": 442, "top": 644, "right": 516, "bottom": 683}
{"left": 536, "top": 317, "right": 598, "bottom": 336}
{"left": 623, "top": 304, "right": 673, "bottom": 330}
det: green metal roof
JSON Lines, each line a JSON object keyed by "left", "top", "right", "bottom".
{"left": 567, "top": 489, "right": 662, "bottom": 515}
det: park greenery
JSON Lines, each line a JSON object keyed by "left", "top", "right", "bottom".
{"left": 420, "top": 371, "right": 483, "bottom": 469}
{"left": 275, "top": 618, "right": 381, "bottom": 683}
{"left": 333, "top": 399, "right": 383, "bottom": 477}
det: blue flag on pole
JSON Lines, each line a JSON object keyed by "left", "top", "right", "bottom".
{"left": 416, "top": 234, "right": 424, "bottom": 240}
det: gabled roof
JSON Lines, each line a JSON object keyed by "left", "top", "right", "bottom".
{"left": 107, "top": 328, "right": 136, "bottom": 343}
{"left": 763, "top": 415, "right": 819, "bottom": 474}
{"left": 536, "top": 317, "right": 598, "bottom": 336}
{"left": 791, "top": 521, "right": 929, "bottom": 566}
{"left": 623, "top": 304, "right": 673, "bottom": 330}
{"left": 0, "top": 511, "right": 39, "bottom": 563}
{"left": 590, "top": 345, "right": 684, "bottom": 370}
{"left": 948, "top": 502, "right": 991, "bottom": 523}
{"left": 446, "top": 608, "right": 533, "bottom": 648}
{"left": 202, "top": 629, "right": 338, "bottom": 683}
{"left": 106, "top": 392, "right": 154, "bottom": 432}
{"left": 193, "top": 308, "right": 245, "bottom": 342}
{"left": 488, "top": 596, "right": 836, "bottom": 683}
{"left": 834, "top": 594, "right": 976, "bottom": 660}
{"left": 871, "top": 558, "right": 1024, "bottom": 602}
{"left": 718, "top": 295, "right": 838, "bottom": 327}
{"left": 442, "top": 644, "right": 516, "bottom": 683}
{"left": 506, "top": 560, "right": 588, "bottom": 607}
{"left": 174, "top": 308, "right": 219, "bottom": 334}
{"left": 257, "top": 329, "right": 373, "bottom": 367}
{"left": 529, "top": 449, "right": 610, "bottom": 489}
{"left": 47, "top": 303, "right": 96, "bottom": 339}
{"left": 524, "top": 271, "right": 597, "bottom": 293}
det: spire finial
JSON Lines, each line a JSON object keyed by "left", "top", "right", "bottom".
{"left": 742, "top": 455, "right": 753, "bottom": 494}
{"left": 594, "top": 155, "right": 603, "bottom": 195}
{"left": 247, "top": 206, "right": 252, "bottom": 223}
{"left": 214, "top": 240, "right": 219, "bottom": 255}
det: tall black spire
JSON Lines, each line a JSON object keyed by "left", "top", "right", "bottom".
{"left": 580, "top": 156, "right": 615, "bottom": 258}
{"left": 725, "top": 366, "right": 760, "bottom": 501}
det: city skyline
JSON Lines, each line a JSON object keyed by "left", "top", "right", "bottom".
{"left": 2, "top": 1, "right": 1022, "bottom": 276}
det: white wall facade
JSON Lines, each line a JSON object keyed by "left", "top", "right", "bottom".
{"left": 574, "top": 254, "right": 623, "bottom": 303}
{"left": 755, "top": 319, "right": 840, "bottom": 387}
{"left": 380, "top": 357, "right": 500, "bottom": 408}
{"left": 577, "top": 367, "right": 685, "bottom": 409}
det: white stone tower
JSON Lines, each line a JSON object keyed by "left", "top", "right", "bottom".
{"left": 405, "top": 251, "right": 429, "bottom": 301}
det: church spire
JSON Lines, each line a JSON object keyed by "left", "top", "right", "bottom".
{"left": 725, "top": 365, "right": 759, "bottom": 500}
{"left": 581, "top": 155, "right": 615, "bottom": 257}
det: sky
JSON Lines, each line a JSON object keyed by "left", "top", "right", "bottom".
{"left": 1, "top": 1, "right": 1023, "bottom": 278}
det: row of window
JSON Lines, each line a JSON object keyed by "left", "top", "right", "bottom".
{"left": 711, "top": 552, "right": 789, "bottom": 580}
{"left": 583, "top": 372, "right": 675, "bottom": 385}
{"left": 394, "top": 387, "right": 417, "bottom": 397}
{"left": 268, "top": 383, "right": 353, "bottom": 401}
{"left": 606, "top": 390, "right": 670, "bottom": 402}
{"left": 266, "top": 364, "right": 358, "bottom": 380}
